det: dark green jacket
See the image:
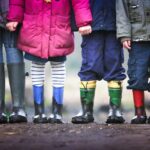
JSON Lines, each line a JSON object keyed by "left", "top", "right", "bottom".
{"left": 116, "top": 0, "right": 150, "bottom": 42}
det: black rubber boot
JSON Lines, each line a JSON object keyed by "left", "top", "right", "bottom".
{"left": 106, "top": 105, "right": 125, "bottom": 124}
{"left": 9, "top": 107, "right": 27, "bottom": 123}
{"left": 7, "top": 63, "right": 27, "bottom": 123}
{"left": 72, "top": 87, "right": 95, "bottom": 124}
{"left": 33, "top": 101, "right": 47, "bottom": 124}
{"left": 48, "top": 97, "right": 63, "bottom": 124}
{"left": 0, "top": 63, "right": 7, "bottom": 123}
{"left": 131, "top": 115, "right": 147, "bottom": 124}
{"left": 71, "top": 104, "right": 94, "bottom": 124}
{"left": 131, "top": 107, "right": 147, "bottom": 124}
{"left": 147, "top": 117, "right": 150, "bottom": 124}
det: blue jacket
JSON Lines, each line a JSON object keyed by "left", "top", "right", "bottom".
{"left": 90, "top": 0, "right": 116, "bottom": 31}
{"left": 71, "top": 0, "right": 116, "bottom": 31}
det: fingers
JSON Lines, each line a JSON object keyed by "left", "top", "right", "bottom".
{"left": 13, "top": 22, "right": 18, "bottom": 29}
{"left": 44, "top": 0, "right": 51, "bottom": 2}
{"left": 79, "top": 25, "right": 92, "bottom": 35}
{"left": 6, "top": 22, "right": 18, "bottom": 32}
{"left": 123, "top": 40, "right": 131, "bottom": 50}
{"left": 128, "top": 40, "right": 131, "bottom": 48}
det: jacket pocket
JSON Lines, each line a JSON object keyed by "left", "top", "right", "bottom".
{"left": 19, "top": 14, "right": 40, "bottom": 49}
{"left": 128, "top": 0, "right": 142, "bottom": 23}
{"left": 144, "top": 0, "right": 150, "bottom": 22}
{"left": 54, "top": 28, "right": 74, "bottom": 49}
{"left": 54, "top": 16, "right": 74, "bottom": 49}
{"left": 127, "top": 58, "right": 136, "bottom": 79}
{"left": 56, "top": 15, "right": 71, "bottom": 29}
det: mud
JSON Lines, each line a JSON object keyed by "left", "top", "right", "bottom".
{"left": 0, "top": 123, "right": 150, "bottom": 150}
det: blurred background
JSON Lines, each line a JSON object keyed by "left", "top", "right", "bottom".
{"left": 4, "top": 33, "right": 150, "bottom": 123}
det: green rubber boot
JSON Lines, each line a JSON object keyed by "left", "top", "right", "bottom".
{"left": 72, "top": 81, "right": 96, "bottom": 124}
{"left": 106, "top": 81, "right": 125, "bottom": 124}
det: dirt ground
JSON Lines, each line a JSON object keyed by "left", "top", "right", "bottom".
{"left": 3, "top": 76, "right": 150, "bottom": 150}
{"left": 0, "top": 123, "right": 150, "bottom": 150}
{"left": 3, "top": 45, "right": 150, "bottom": 150}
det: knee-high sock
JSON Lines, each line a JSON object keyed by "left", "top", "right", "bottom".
{"left": 50, "top": 61, "right": 66, "bottom": 105}
{"left": 133, "top": 90, "right": 146, "bottom": 116}
{"left": 31, "top": 62, "right": 45, "bottom": 107}
{"left": 31, "top": 61, "right": 45, "bottom": 86}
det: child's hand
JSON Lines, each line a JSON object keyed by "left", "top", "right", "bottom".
{"left": 123, "top": 40, "right": 131, "bottom": 50}
{"left": 78, "top": 25, "right": 92, "bottom": 35}
{"left": 6, "top": 22, "right": 19, "bottom": 32}
{"left": 44, "top": 0, "right": 51, "bottom": 2}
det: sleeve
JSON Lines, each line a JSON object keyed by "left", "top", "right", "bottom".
{"left": 71, "top": 0, "right": 92, "bottom": 28}
{"left": 0, "top": 1, "right": 2, "bottom": 14}
{"left": 0, "top": 0, "right": 9, "bottom": 13}
{"left": 7, "top": 0, "right": 25, "bottom": 23}
{"left": 116, "top": 0, "right": 131, "bottom": 40}
{"left": 0, "top": 0, "right": 9, "bottom": 25}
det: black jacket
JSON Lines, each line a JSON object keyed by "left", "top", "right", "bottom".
{"left": 0, "top": 0, "right": 9, "bottom": 28}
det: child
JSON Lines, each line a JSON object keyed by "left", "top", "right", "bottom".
{"left": 116, "top": 0, "right": 150, "bottom": 124}
{"left": 72, "top": 0, "right": 126, "bottom": 124}
{"left": 7, "top": 0, "right": 92, "bottom": 123}
{"left": 0, "top": 0, "right": 27, "bottom": 123}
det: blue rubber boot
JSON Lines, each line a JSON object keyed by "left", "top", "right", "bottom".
{"left": 33, "top": 85, "right": 47, "bottom": 123}
{"left": 48, "top": 87, "right": 64, "bottom": 124}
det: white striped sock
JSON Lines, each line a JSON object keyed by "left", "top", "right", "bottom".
{"left": 31, "top": 61, "right": 45, "bottom": 86}
{"left": 51, "top": 61, "right": 66, "bottom": 87}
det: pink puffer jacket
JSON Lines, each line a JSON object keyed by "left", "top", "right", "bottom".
{"left": 7, "top": 0, "right": 92, "bottom": 58}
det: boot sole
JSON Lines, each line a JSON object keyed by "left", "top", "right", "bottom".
{"left": 48, "top": 118, "right": 63, "bottom": 124}
{"left": 9, "top": 116, "right": 27, "bottom": 123}
{"left": 72, "top": 117, "right": 94, "bottom": 124}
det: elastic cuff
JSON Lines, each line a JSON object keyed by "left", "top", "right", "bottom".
{"left": 80, "top": 80, "right": 96, "bottom": 88}
{"left": 108, "top": 81, "right": 122, "bottom": 88}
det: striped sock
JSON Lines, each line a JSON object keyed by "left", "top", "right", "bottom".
{"left": 31, "top": 61, "right": 45, "bottom": 86}
{"left": 50, "top": 61, "right": 66, "bottom": 88}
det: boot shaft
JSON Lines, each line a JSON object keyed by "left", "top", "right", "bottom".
{"left": 132, "top": 90, "right": 146, "bottom": 116}
{"left": 0, "top": 63, "right": 5, "bottom": 112}
{"left": 52, "top": 97, "right": 63, "bottom": 116}
{"left": 80, "top": 88, "right": 95, "bottom": 106}
{"left": 7, "top": 63, "right": 25, "bottom": 110}
{"left": 34, "top": 102, "right": 45, "bottom": 115}
{"left": 51, "top": 87, "right": 64, "bottom": 116}
{"left": 80, "top": 81, "right": 96, "bottom": 114}
{"left": 133, "top": 90, "right": 145, "bottom": 107}
{"left": 108, "top": 81, "right": 122, "bottom": 107}
{"left": 33, "top": 85, "right": 45, "bottom": 115}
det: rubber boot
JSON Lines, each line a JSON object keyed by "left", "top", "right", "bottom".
{"left": 48, "top": 87, "right": 64, "bottom": 124}
{"left": 106, "top": 81, "right": 125, "bottom": 124}
{"left": 0, "top": 63, "right": 7, "bottom": 123}
{"left": 72, "top": 81, "right": 96, "bottom": 124}
{"left": 7, "top": 63, "right": 27, "bottom": 123}
{"left": 33, "top": 85, "right": 47, "bottom": 123}
{"left": 131, "top": 90, "right": 147, "bottom": 124}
